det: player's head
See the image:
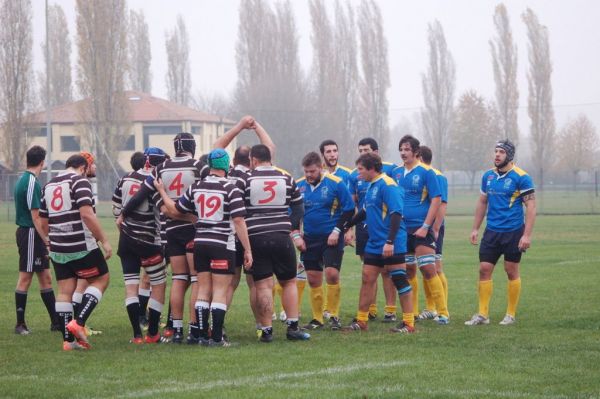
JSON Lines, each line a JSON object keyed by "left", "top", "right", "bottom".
{"left": 494, "top": 139, "right": 515, "bottom": 169}
{"left": 144, "top": 147, "right": 167, "bottom": 168}
{"left": 419, "top": 145, "right": 432, "bottom": 165}
{"left": 250, "top": 144, "right": 271, "bottom": 169}
{"left": 80, "top": 151, "right": 96, "bottom": 177}
{"left": 208, "top": 148, "right": 230, "bottom": 173}
{"left": 356, "top": 152, "right": 382, "bottom": 182}
{"left": 234, "top": 145, "right": 251, "bottom": 167}
{"left": 173, "top": 132, "right": 196, "bottom": 157}
{"left": 66, "top": 154, "right": 89, "bottom": 176}
{"left": 26, "top": 145, "right": 46, "bottom": 168}
{"left": 130, "top": 151, "right": 145, "bottom": 171}
{"left": 398, "top": 134, "right": 420, "bottom": 164}
{"left": 358, "top": 137, "right": 379, "bottom": 155}
{"left": 319, "top": 139, "right": 338, "bottom": 168}
{"left": 302, "top": 151, "right": 323, "bottom": 184}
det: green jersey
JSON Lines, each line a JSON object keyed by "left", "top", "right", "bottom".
{"left": 14, "top": 171, "right": 41, "bottom": 228}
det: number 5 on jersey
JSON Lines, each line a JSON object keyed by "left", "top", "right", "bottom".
{"left": 249, "top": 178, "right": 286, "bottom": 206}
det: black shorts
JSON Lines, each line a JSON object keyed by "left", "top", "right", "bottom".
{"left": 407, "top": 227, "right": 437, "bottom": 253}
{"left": 194, "top": 243, "right": 235, "bottom": 275}
{"left": 435, "top": 225, "right": 445, "bottom": 256}
{"left": 355, "top": 223, "right": 369, "bottom": 256}
{"left": 118, "top": 233, "right": 163, "bottom": 275}
{"left": 363, "top": 253, "right": 406, "bottom": 268}
{"left": 16, "top": 227, "right": 49, "bottom": 272}
{"left": 479, "top": 227, "right": 524, "bottom": 264}
{"left": 250, "top": 232, "right": 296, "bottom": 282}
{"left": 52, "top": 248, "right": 109, "bottom": 281}
{"left": 301, "top": 234, "right": 345, "bottom": 271}
{"left": 166, "top": 225, "right": 195, "bottom": 257}
{"left": 235, "top": 239, "right": 245, "bottom": 270}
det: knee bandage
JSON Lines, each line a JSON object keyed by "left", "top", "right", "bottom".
{"left": 434, "top": 254, "right": 442, "bottom": 261}
{"left": 190, "top": 275, "right": 198, "bottom": 284}
{"left": 405, "top": 255, "right": 417, "bottom": 266}
{"left": 142, "top": 254, "right": 167, "bottom": 286}
{"left": 123, "top": 273, "right": 140, "bottom": 286}
{"left": 172, "top": 273, "right": 189, "bottom": 283}
{"left": 389, "top": 269, "right": 411, "bottom": 295}
{"left": 417, "top": 254, "right": 436, "bottom": 268}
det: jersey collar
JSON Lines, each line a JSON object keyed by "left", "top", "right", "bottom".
{"left": 493, "top": 163, "right": 515, "bottom": 179}
{"left": 403, "top": 160, "right": 421, "bottom": 176}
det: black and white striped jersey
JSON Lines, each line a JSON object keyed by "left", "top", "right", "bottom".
{"left": 228, "top": 164, "right": 251, "bottom": 192}
{"left": 113, "top": 169, "right": 160, "bottom": 246}
{"left": 241, "top": 165, "right": 302, "bottom": 236}
{"left": 39, "top": 172, "right": 98, "bottom": 254}
{"left": 175, "top": 175, "right": 246, "bottom": 250}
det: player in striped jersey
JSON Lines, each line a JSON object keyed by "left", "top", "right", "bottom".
{"left": 39, "top": 154, "right": 112, "bottom": 351}
{"left": 242, "top": 144, "right": 310, "bottom": 342}
{"left": 155, "top": 149, "right": 252, "bottom": 346}
{"left": 113, "top": 148, "right": 168, "bottom": 343}
{"left": 122, "top": 133, "right": 208, "bottom": 343}
{"left": 13, "top": 146, "right": 59, "bottom": 335}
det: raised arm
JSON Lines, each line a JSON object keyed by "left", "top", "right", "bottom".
{"left": 212, "top": 115, "right": 255, "bottom": 150}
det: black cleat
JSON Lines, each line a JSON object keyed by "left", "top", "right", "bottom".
{"left": 259, "top": 331, "right": 273, "bottom": 343}
{"left": 286, "top": 328, "right": 310, "bottom": 341}
{"left": 171, "top": 332, "right": 184, "bottom": 344}
{"left": 15, "top": 323, "right": 30, "bottom": 335}
{"left": 302, "top": 319, "right": 324, "bottom": 330}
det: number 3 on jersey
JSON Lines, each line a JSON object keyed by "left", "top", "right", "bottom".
{"left": 249, "top": 178, "right": 286, "bottom": 206}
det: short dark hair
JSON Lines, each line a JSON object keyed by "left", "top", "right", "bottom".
{"left": 420, "top": 145, "right": 432, "bottom": 164}
{"left": 356, "top": 152, "right": 382, "bottom": 173}
{"left": 26, "top": 146, "right": 46, "bottom": 168}
{"left": 319, "top": 139, "right": 337, "bottom": 155}
{"left": 234, "top": 145, "right": 251, "bottom": 167}
{"left": 130, "top": 151, "right": 145, "bottom": 170}
{"left": 65, "top": 154, "right": 88, "bottom": 170}
{"left": 250, "top": 144, "right": 271, "bottom": 163}
{"left": 398, "top": 134, "right": 420, "bottom": 154}
{"left": 358, "top": 137, "right": 379, "bottom": 151}
{"left": 302, "top": 151, "right": 322, "bottom": 167}
{"left": 199, "top": 153, "right": 209, "bottom": 165}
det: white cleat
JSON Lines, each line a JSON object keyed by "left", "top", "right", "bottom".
{"left": 464, "top": 314, "right": 490, "bottom": 326}
{"left": 416, "top": 310, "right": 438, "bottom": 321}
{"left": 499, "top": 314, "right": 516, "bottom": 325}
{"left": 279, "top": 310, "right": 287, "bottom": 322}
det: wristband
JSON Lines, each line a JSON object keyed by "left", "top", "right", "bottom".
{"left": 292, "top": 233, "right": 301, "bottom": 240}
{"left": 422, "top": 223, "right": 431, "bottom": 230}
{"left": 385, "top": 239, "right": 393, "bottom": 245}
{"left": 332, "top": 227, "right": 341, "bottom": 234}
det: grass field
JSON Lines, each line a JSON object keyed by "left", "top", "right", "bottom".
{"left": 0, "top": 214, "right": 599, "bottom": 398}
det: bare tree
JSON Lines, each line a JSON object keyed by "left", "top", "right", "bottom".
{"left": 358, "top": 0, "right": 390, "bottom": 148}
{"left": 0, "top": 0, "right": 34, "bottom": 171}
{"left": 191, "top": 90, "right": 233, "bottom": 117}
{"left": 522, "top": 8, "right": 555, "bottom": 190}
{"left": 448, "top": 90, "right": 497, "bottom": 189}
{"left": 490, "top": 3, "right": 519, "bottom": 145}
{"left": 557, "top": 115, "right": 599, "bottom": 189}
{"left": 39, "top": 3, "right": 72, "bottom": 108}
{"left": 128, "top": 9, "right": 152, "bottom": 93}
{"left": 421, "top": 20, "right": 455, "bottom": 170}
{"left": 76, "top": 0, "right": 129, "bottom": 198}
{"left": 165, "top": 15, "right": 191, "bottom": 106}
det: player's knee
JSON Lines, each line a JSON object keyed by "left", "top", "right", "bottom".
{"left": 123, "top": 273, "right": 140, "bottom": 286}
{"left": 405, "top": 255, "right": 417, "bottom": 266}
{"left": 146, "top": 263, "right": 167, "bottom": 287}
{"left": 417, "top": 254, "right": 436, "bottom": 269}
{"left": 361, "top": 269, "right": 377, "bottom": 285}
{"left": 389, "top": 269, "right": 411, "bottom": 295}
{"left": 172, "top": 273, "right": 189, "bottom": 284}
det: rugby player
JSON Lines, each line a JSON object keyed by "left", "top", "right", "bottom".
{"left": 156, "top": 149, "right": 252, "bottom": 346}
{"left": 342, "top": 153, "right": 414, "bottom": 333}
{"left": 466, "top": 139, "right": 536, "bottom": 326}
{"left": 113, "top": 148, "right": 168, "bottom": 343}
{"left": 346, "top": 138, "right": 398, "bottom": 322}
{"left": 13, "top": 145, "right": 59, "bottom": 334}
{"left": 392, "top": 135, "right": 449, "bottom": 325}
{"left": 297, "top": 151, "right": 354, "bottom": 330}
{"left": 39, "top": 154, "right": 112, "bottom": 350}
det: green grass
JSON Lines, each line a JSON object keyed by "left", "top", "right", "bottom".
{"left": 0, "top": 215, "right": 599, "bottom": 398}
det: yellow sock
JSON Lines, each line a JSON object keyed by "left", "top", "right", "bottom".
{"left": 408, "top": 276, "right": 419, "bottom": 316}
{"left": 356, "top": 310, "right": 369, "bottom": 323}
{"left": 506, "top": 278, "right": 521, "bottom": 317}
{"left": 322, "top": 283, "right": 328, "bottom": 313}
{"left": 402, "top": 312, "right": 415, "bottom": 328}
{"left": 384, "top": 305, "right": 397, "bottom": 315}
{"left": 297, "top": 279, "right": 306, "bottom": 312}
{"left": 439, "top": 272, "right": 448, "bottom": 311}
{"left": 310, "top": 286, "right": 324, "bottom": 323}
{"left": 427, "top": 275, "right": 448, "bottom": 317}
{"left": 423, "top": 276, "right": 435, "bottom": 311}
{"left": 478, "top": 280, "right": 493, "bottom": 317}
{"left": 326, "top": 283, "right": 341, "bottom": 317}
{"left": 368, "top": 303, "right": 378, "bottom": 317}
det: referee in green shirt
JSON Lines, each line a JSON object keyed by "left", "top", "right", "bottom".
{"left": 14, "top": 146, "right": 59, "bottom": 334}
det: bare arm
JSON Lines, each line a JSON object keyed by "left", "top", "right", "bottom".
{"left": 212, "top": 115, "right": 255, "bottom": 150}
{"left": 414, "top": 196, "right": 441, "bottom": 239}
{"left": 253, "top": 121, "right": 276, "bottom": 160}
{"left": 470, "top": 194, "right": 488, "bottom": 245}
{"left": 153, "top": 179, "right": 196, "bottom": 222}
{"left": 519, "top": 192, "right": 537, "bottom": 251}
{"left": 432, "top": 202, "right": 447, "bottom": 236}
{"left": 80, "top": 205, "right": 112, "bottom": 259}
{"left": 232, "top": 216, "right": 253, "bottom": 269}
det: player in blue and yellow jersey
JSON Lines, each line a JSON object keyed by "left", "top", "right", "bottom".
{"left": 346, "top": 138, "right": 399, "bottom": 322}
{"left": 342, "top": 153, "right": 414, "bottom": 333}
{"left": 418, "top": 146, "right": 450, "bottom": 320}
{"left": 392, "top": 135, "right": 449, "bottom": 325}
{"left": 297, "top": 152, "right": 355, "bottom": 330}
{"left": 466, "top": 140, "right": 536, "bottom": 326}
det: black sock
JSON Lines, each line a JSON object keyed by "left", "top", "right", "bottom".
{"left": 287, "top": 319, "right": 299, "bottom": 330}
{"left": 195, "top": 302, "right": 210, "bottom": 339}
{"left": 15, "top": 290, "right": 27, "bottom": 324}
{"left": 138, "top": 289, "right": 150, "bottom": 316}
{"left": 148, "top": 307, "right": 161, "bottom": 336}
{"left": 40, "top": 288, "right": 57, "bottom": 324}
{"left": 261, "top": 326, "right": 273, "bottom": 336}
{"left": 56, "top": 302, "right": 74, "bottom": 342}
{"left": 189, "top": 323, "right": 200, "bottom": 339}
{"left": 166, "top": 304, "right": 173, "bottom": 329}
{"left": 126, "top": 299, "right": 143, "bottom": 337}
{"left": 210, "top": 306, "right": 227, "bottom": 342}
{"left": 77, "top": 288, "right": 102, "bottom": 326}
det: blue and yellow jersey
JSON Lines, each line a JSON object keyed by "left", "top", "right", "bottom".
{"left": 348, "top": 161, "right": 397, "bottom": 208}
{"left": 328, "top": 164, "right": 352, "bottom": 185}
{"left": 392, "top": 162, "right": 441, "bottom": 228}
{"left": 297, "top": 173, "right": 355, "bottom": 237}
{"left": 433, "top": 168, "right": 448, "bottom": 226}
{"left": 363, "top": 173, "right": 407, "bottom": 254}
{"left": 481, "top": 165, "right": 534, "bottom": 232}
